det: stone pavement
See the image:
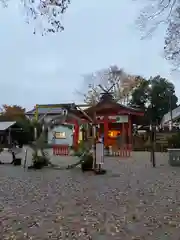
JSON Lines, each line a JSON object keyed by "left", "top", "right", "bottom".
{"left": 0, "top": 147, "right": 169, "bottom": 168}
{"left": 1, "top": 151, "right": 180, "bottom": 239}
{"left": 0, "top": 147, "right": 80, "bottom": 167}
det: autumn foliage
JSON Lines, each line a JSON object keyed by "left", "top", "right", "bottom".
{"left": 80, "top": 66, "right": 143, "bottom": 106}
{"left": 0, "top": 105, "right": 26, "bottom": 121}
{"left": 0, "top": 105, "right": 35, "bottom": 144}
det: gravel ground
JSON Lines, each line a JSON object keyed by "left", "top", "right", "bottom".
{"left": 1, "top": 152, "right": 180, "bottom": 239}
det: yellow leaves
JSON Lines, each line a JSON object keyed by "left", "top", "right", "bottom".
{"left": 2, "top": 105, "right": 25, "bottom": 115}
{"left": 1, "top": 105, "right": 26, "bottom": 120}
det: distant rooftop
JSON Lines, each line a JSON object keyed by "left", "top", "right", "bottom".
{"left": 26, "top": 103, "right": 91, "bottom": 115}
{"left": 161, "top": 105, "right": 180, "bottom": 125}
{"left": 26, "top": 102, "right": 143, "bottom": 117}
{"left": 26, "top": 107, "right": 65, "bottom": 115}
{"left": 0, "top": 121, "right": 16, "bottom": 131}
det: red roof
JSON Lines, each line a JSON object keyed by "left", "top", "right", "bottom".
{"left": 85, "top": 94, "right": 144, "bottom": 116}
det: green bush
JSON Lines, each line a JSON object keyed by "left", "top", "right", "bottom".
{"left": 31, "top": 152, "right": 49, "bottom": 169}
{"left": 73, "top": 140, "right": 86, "bottom": 156}
{"left": 74, "top": 140, "right": 92, "bottom": 157}
{"left": 81, "top": 153, "right": 93, "bottom": 172}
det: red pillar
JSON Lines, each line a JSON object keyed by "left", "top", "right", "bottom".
{"left": 128, "top": 115, "right": 132, "bottom": 146}
{"left": 104, "top": 116, "right": 109, "bottom": 146}
{"left": 122, "top": 122, "right": 125, "bottom": 146}
{"left": 73, "top": 121, "right": 79, "bottom": 150}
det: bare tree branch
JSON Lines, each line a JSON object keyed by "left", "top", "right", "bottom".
{"left": 135, "top": 0, "right": 180, "bottom": 67}
{"left": 0, "top": 0, "right": 70, "bottom": 34}
{"left": 76, "top": 66, "right": 142, "bottom": 106}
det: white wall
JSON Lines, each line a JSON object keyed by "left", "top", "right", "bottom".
{"left": 48, "top": 125, "right": 73, "bottom": 146}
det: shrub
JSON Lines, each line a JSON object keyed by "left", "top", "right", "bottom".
{"left": 81, "top": 153, "right": 93, "bottom": 172}
{"left": 31, "top": 151, "right": 49, "bottom": 169}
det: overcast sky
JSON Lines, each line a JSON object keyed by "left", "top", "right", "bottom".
{"left": 0, "top": 0, "right": 179, "bottom": 110}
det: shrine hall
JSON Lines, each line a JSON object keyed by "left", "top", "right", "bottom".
{"left": 26, "top": 93, "right": 144, "bottom": 150}
{"left": 81, "top": 93, "right": 144, "bottom": 149}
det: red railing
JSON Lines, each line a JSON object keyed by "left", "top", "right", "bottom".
{"left": 52, "top": 144, "right": 132, "bottom": 157}
{"left": 53, "top": 145, "right": 69, "bottom": 156}
{"left": 110, "top": 144, "right": 132, "bottom": 158}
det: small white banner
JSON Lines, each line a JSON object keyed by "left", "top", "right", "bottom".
{"left": 96, "top": 142, "right": 104, "bottom": 165}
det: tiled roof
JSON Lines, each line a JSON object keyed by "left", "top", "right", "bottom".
{"left": 26, "top": 104, "right": 75, "bottom": 115}
{"left": 86, "top": 100, "right": 143, "bottom": 114}
{"left": 32, "top": 107, "right": 65, "bottom": 115}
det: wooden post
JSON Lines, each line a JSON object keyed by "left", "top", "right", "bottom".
{"left": 35, "top": 104, "right": 39, "bottom": 121}
{"left": 150, "top": 124, "right": 156, "bottom": 167}
{"left": 23, "top": 149, "right": 28, "bottom": 169}
{"left": 92, "top": 123, "right": 97, "bottom": 169}
{"left": 8, "top": 128, "right": 11, "bottom": 145}
{"left": 34, "top": 104, "right": 38, "bottom": 141}
{"left": 91, "top": 110, "right": 97, "bottom": 170}
{"left": 73, "top": 121, "right": 79, "bottom": 150}
{"left": 76, "top": 124, "right": 79, "bottom": 147}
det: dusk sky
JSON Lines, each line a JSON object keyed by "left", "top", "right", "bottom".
{"left": 0, "top": 0, "right": 178, "bottom": 110}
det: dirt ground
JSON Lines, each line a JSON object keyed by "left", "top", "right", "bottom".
{"left": 1, "top": 151, "right": 180, "bottom": 239}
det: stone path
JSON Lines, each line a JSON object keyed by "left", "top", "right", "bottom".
{"left": 1, "top": 152, "right": 180, "bottom": 239}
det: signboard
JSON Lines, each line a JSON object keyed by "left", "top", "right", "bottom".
{"left": 156, "top": 133, "right": 175, "bottom": 144}
{"left": 53, "top": 131, "right": 66, "bottom": 139}
{"left": 96, "top": 142, "right": 104, "bottom": 165}
{"left": 95, "top": 115, "right": 128, "bottom": 123}
{"left": 108, "top": 115, "right": 128, "bottom": 123}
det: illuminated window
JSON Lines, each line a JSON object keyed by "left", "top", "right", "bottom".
{"left": 55, "top": 132, "right": 66, "bottom": 139}
{"left": 108, "top": 130, "right": 121, "bottom": 138}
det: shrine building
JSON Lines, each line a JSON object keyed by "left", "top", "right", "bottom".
{"left": 26, "top": 95, "right": 144, "bottom": 150}
{"left": 82, "top": 93, "right": 144, "bottom": 149}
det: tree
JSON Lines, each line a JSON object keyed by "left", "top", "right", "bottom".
{"left": 1, "top": 0, "right": 70, "bottom": 34}
{"left": 136, "top": 0, "right": 180, "bottom": 67}
{"left": 79, "top": 66, "right": 143, "bottom": 105}
{"left": 0, "top": 105, "right": 34, "bottom": 144}
{"left": 1, "top": 104, "right": 26, "bottom": 120}
{"left": 129, "top": 75, "right": 178, "bottom": 124}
